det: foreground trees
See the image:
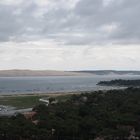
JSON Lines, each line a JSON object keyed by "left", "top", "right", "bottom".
{"left": 1, "top": 87, "right": 140, "bottom": 140}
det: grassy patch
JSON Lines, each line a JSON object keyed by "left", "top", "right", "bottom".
{"left": 0, "top": 94, "right": 73, "bottom": 109}
{"left": 0, "top": 96, "right": 43, "bottom": 109}
{"left": 55, "top": 94, "right": 73, "bottom": 101}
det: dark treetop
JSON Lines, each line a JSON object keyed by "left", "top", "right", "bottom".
{"left": 97, "top": 79, "right": 140, "bottom": 87}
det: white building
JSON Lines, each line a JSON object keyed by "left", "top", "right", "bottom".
{"left": 39, "top": 98, "right": 49, "bottom": 106}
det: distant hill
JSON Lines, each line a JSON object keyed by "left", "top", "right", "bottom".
{"left": 74, "top": 70, "right": 140, "bottom": 75}
{"left": 0, "top": 70, "right": 140, "bottom": 77}
{"left": 0, "top": 70, "right": 87, "bottom": 77}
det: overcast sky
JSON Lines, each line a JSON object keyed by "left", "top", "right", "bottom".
{"left": 0, "top": 0, "right": 140, "bottom": 70}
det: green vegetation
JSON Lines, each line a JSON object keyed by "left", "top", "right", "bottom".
{"left": 1, "top": 88, "right": 140, "bottom": 139}
{"left": 0, "top": 96, "right": 41, "bottom": 108}
{"left": 0, "top": 94, "right": 72, "bottom": 108}
{"left": 97, "top": 79, "right": 140, "bottom": 87}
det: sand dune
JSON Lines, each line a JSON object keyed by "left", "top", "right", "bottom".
{"left": 0, "top": 70, "right": 88, "bottom": 77}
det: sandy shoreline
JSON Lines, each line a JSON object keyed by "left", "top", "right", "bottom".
{"left": 0, "top": 87, "right": 126, "bottom": 98}
{"left": 0, "top": 91, "right": 82, "bottom": 98}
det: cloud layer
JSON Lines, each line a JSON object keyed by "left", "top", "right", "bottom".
{"left": 0, "top": 0, "right": 140, "bottom": 70}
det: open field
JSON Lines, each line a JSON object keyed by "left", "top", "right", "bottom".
{"left": 0, "top": 92, "right": 77, "bottom": 109}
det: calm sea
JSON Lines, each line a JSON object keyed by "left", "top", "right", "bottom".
{"left": 0, "top": 75, "right": 140, "bottom": 95}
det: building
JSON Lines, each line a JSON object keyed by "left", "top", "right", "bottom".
{"left": 39, "top": 98, "right": 49, "bottom": 106}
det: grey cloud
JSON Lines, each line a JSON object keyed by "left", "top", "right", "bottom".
{"left": 0, "top": 0, "right": 140, "bottom": 45}
{"left": 0, "top": 5, "right": 21, "bottom": 41}
{"left": 72, "top": 0, "right": 140, "bottom": 45}
{"left": 0, "top": 1, "right": 43, "bottom": 42}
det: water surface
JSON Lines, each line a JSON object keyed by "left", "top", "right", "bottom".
{"left": 0, "top": 75, "right": 140, "bottom": 95}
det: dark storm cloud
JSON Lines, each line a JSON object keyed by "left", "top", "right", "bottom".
{"left": 0, "top": 0, "right": 140, "bottom": 45}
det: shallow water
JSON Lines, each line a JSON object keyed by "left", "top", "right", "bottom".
{"left": 0, "top": 75, "right": 140, "bottom": 95}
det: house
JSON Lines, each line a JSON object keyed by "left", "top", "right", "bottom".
{"left": 39, "top": 98, "right": 49, "bottom": 106}
{"left": 32, "top": 120, "right": 39, "bottom": 125}
{"left": 94, "top": 136, "right": 104, "bottom": 140}
{"left": 23, "top": 111, "right": 37, "bottom": 121}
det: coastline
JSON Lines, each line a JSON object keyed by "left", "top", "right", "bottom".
{"left": 0, "top": 91, "right": 82, "bottom": 98}
{"left": 0, "top": 86, "right": 127, "bottom": 98}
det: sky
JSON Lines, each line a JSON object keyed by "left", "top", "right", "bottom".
{"left": 0, "top": 0, "right": 140, "bottom": 70}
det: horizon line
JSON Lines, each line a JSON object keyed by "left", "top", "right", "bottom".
{"left": 0, "top": 69, "right": 140, "bottom": 72}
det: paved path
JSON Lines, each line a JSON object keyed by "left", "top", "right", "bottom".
{"left": 0, "top": 105, "right": 32, "bottom": 116}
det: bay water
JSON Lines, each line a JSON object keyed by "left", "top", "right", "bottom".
{"left": 0, "top": 75, "right": 140, "bottom": 95}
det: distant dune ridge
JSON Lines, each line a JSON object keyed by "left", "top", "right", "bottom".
{"left": 0, "top": 70, "right": 88, "bottom": 77}
{"left": 0, "top": 70, "right": 140, "bottom": 77}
